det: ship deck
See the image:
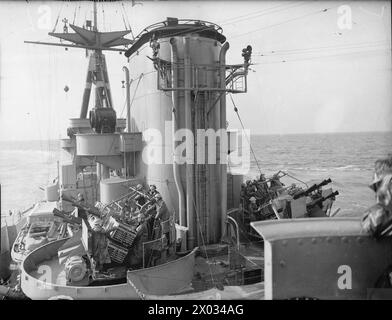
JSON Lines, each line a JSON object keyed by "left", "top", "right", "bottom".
{"left": 30, "top": 256, "right": 68, "bottom": 286}
{"left": 192, "top": 241, "right": 264, "bottom": 292}
{"left": 27, "top": 240, "right": 264, "bottom": 294}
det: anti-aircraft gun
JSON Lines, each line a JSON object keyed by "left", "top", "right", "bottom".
{"left": 307, "top": 190, "right": 339, "bottom": 211}
{"left": 293, "top": 178, "right": 332, "bottom": 200}
{"left": 61, "top": 194, "right": 102, "bottom": 220}
{"left": 53, "top": 208, "right": 83, "bottom": 226}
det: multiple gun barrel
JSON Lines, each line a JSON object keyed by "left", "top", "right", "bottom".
{"left": 293, "top": 178, "right": 332, "bottom": 200}
{"left": 306, "top": 190, "right": 340, "bottom": 210}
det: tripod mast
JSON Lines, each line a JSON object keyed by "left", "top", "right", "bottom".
{"left": 25, "top": 3, "right": 133, "bottom": 119}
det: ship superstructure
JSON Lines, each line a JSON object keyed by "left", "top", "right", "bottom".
{"left": 16, "top": 12, "right": 262, "bottom": 299}
{"left": 121, "top": 17, "right": 252, "bottom": 250}
{"left": 25, "top": 1, "right": 135, "bottom": 209}
{"left": 16, "top": 9, "right": 346, "bottom": 299}
{"left": 10, "top": 3, "right": 137, "bottom": 263}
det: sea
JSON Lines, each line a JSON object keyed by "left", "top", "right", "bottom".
{"left": 1, "top": 131, "right": 391, "bottom": 222}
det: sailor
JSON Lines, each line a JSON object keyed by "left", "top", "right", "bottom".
{"left": 76, "top": 192, "right": 85, "bottom": 205}
{"left": 254, "top": 185, "right": 267, "bottom": 205}
{"left": 248, "top": 197, "right": 260, "bottom": 221}
{"left": 362, "top": 156, "right": 392, "bottom": 290}
{"left": 89, "top": 217, "right": 117, "bottom": 271}
{"left": 245, "top": 180, "right": 256, "bottom": 197}
{"left": 129, "top": 206, "right": 138, "bottom": 218}
{"left": 362, "top": 155, "right": 392, "bottom": 237}
{"left": 243, "top": 180, "right": 254, "bottom": 209}
{"left": 126, "top": 212, "right": 151, "bottom": 268}
{"left": 147, "top": 193, "right": 169, "bottom": 241}
{"left": 120, "top": 200, "right": 130, "bottom": 222}
{"left": 136, "top": 183, "right": 145, "bottom": 192}
{"left": 148, "top": 184, "right": 158, "bottom": 198}
{"left": 258, "top": 174, "right": 268, "bottom": 190}
{"left": 62, "top": 18, "right": 69, "bottom": 33}
{"left": 138, "top": 211, "right": 156, "bottom": 243}
{"left": 240, "top": 183, "right": 246, "bottom": 209}
{"left": 154, "top": 193, "right": 170, "bottom": 222}
{"left": 269, "top": 173, "right": 284, "bottom": 195}
{"left": 150, "top": 33, "right": 160, "bottom": 59}
{"left": 242, "top": 45, "right": 252, "bottom": 64}
{"left": 134, "top": 184, "right": 147, "bottom": 207}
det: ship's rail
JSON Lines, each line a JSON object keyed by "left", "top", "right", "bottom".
{"left": 134, "top": 19, "right": 223, "bottom": 42}
{"left": 21, "top": 237, "right": 196, "bottom": 299}
{"left": 156, "top": 60, "right": 249, "bottom": 93}
{"left": 125, "top": 18, "right": 226, "bottom": 58}
{"left": 1, "top": 205, "right": 33, "bottom": 227}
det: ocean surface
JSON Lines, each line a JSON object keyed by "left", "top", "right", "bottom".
{"left": 1, "top": 132, "right": 391, "bottom": 221}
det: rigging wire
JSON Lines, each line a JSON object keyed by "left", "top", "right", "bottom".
{"left": 143, "top": 3, "right": 334, "bottom": 46}
{"left": 283, "top": 171, "right": 309, "bottom": 188}
{"left": 219, "top": 1, "right": 307, "bottom": 26}
{"left": 75, "top": 3, "right": 81, "bottom": 26}
{"left": 252, "top": 40, "right": 390, "bottom": 56}
{"left": 122, "top": 1, "right": 134, "bottom": 38}
{"left": 118, "top": 1, "right": 129, "bottom": 31}
{"left": 120, "top": 73, "right": 144, "bottom": 117}
{"left": 72, "top": 5, "right": 77, "bottom": 25}
{"left": 52, "top": 2, "right": 65, "bottom": 33}
{"left": 231, "top": 3, "right": 349, "bottom": 39}
{"left": 251, "top": 47, "right": 390, "bottom": 65}
{"left": 102, "top": 2, "right": 106, "bottom": 31}
{"left": 218, "top": 2, "right": 293, "bottom": 24}
{"left": 229, "top": 94, "right": 262, "bottom": 175}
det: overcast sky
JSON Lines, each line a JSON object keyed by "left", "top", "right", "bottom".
{"left": 0, "top": 0, "right": 390, "bottom": 140}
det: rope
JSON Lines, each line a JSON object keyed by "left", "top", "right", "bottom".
{"left": 231, "top": 4, "right": 342, "bottom": 39}
{"left": 282, "top": 171, "right": 309, "bottom": 188}
{"left": 127, "top": 278, "right": 146, "bottom": 300}
{"left": 52, "top": 3, "right": 64, "bottom": 33}
{"left": 119, "top": 95, "right": 128, "bottom": 119}
{"left": 76, "top": 4, "right": 81, "bottom": 26}
{"left": 72, "top": 6, "right": 77, "bottom": 24}
{"left": 102, "top": 2, "right": 106, "bottom": 31}
{"left": 120, "top": 73, "right": 144, "bottom": 117}
{"left": 229, "top": 94, "right": 262, "bottom": 175}
{"left": 121, "top": 2, "right": 134, "bottom": 38}
{"left": 120, "top": 3, "right": 128, "bottom": 31}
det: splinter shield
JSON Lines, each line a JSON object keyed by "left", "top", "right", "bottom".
{"left": 252, "top": 217, "right": 392, "bottom": 300}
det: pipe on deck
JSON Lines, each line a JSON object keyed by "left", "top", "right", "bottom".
{"left": 123, "top": 66, "right": 131, "bottom": 132}
{"left": 219, "top": 42, "right": 229, "bottom": 239}
{"left": 170, "top": 38, "right": 186, "bottom": 232}
{"left": 184, "top": 37, "right": 195, "bottom": 249}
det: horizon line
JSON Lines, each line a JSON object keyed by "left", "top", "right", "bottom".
{"left": 0, "top": 129, "right": 391, "bottom": 142}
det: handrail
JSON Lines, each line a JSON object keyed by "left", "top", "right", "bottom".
{"left": 132, "top": 19, "right": 223, "bottom": 43}
{"left": 226, "top": 216, "right": 240, "bottom": 251}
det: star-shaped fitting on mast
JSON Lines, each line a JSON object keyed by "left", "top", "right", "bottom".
{"left": 25, "top": 24, "right": 133, "bottom": 52}
{"left": 25, "top": 1, "right": 134, "bottom": 52}
{"left": 49, "top": 24, "right": 133, "bottom": 50}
